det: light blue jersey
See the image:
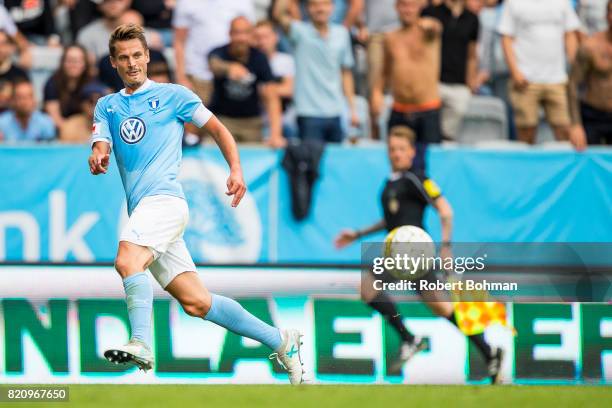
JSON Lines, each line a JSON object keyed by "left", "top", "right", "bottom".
{"left": 91, "top": 80, "right": 212, "bottom": 214}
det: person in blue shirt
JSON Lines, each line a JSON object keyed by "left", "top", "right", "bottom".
{"left": 0, "top": 78, "right": 55, "bottom": 142}
{"left": 88, "top": 23, "right": 305, "bottom": 384}
{"left": 274, "top": 0, "right": 359, "bottom": 143}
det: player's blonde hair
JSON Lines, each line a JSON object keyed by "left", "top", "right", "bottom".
{"left": 109, "top": 23, "right": 148, "bottom": 57}
{"left": 388, "top": 126, "right": 416, "bottom": 145}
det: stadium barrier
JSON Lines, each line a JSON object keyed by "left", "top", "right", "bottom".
{"left": 1, "top": 145, "right": 611, "bottom": 263}
{"left": 0, "top": 265, "right": 610, "bottom": 385}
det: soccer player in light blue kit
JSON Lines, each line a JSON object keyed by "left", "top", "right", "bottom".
{"left": 88, "top": 24, "right": 304, "bottom": 384}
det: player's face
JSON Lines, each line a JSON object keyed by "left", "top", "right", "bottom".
{"left": 255, "top": 25, "right": 277, "bottom": 55}
{"left": 396, "top": 0, "right": 423, "bottom": 25}
{"left": 387, "top": 135, "right": 416, "bottom": 171}
{"left": 110, "top": 39, "right": 150, "bottom": 90}
{"left": 307, "top": 0, "right": 333, "bottom": 25}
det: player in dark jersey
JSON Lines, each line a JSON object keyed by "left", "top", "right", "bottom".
{"left": 334, "top": 126, "right": 503, "bottom": 383}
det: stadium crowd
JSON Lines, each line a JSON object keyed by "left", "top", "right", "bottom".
{"left": 0, "top": 0, "right": 609, "bottom": 149}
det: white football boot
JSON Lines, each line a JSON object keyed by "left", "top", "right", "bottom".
{"left": 104, "top": 339, "right": 154, "bottom": 372}
{"left": 269, "top": 329, "right": 305, "bottom": 385}
{"left": 389, "top": 336, "right": 428, "bottom": 372}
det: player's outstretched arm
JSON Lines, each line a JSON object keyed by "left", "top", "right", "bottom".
{"left": 88, "top": 141, "right": 110, "bottom": 175}
{"left": 204, "top": 115, "right": 246, "bottom": 208}
{"left": 334, "top": 219, "right": 386, "bottom": 249}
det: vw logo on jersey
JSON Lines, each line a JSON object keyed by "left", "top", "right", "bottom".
{"left": 120, "top": 117, "right": 146, "bottom": 144}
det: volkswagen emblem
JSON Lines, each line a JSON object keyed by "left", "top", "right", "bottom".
{"left": 120, "top": 117, "right": 146, "bottom": 144}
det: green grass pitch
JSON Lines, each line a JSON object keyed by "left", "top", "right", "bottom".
{"left": 32, "top": 385, "right": 611, "bottom": 408}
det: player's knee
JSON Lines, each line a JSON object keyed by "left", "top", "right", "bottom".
{"left": 182, "top": 296, "right": 211, "bottom": 318}
{"left": 114, "top": 256, "right": 136, "bottom": 279}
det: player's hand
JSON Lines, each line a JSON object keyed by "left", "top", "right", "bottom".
{"left": 88, "top": 152, "right": 110, "bottom": 175}
{"left": 334, "top": 229, "right": 359, "bottom": 249}
{"left": 569, "top": 125, "right": 587, "bottom": 151}
{"left": 226, "top": 169, "right": 246, "bottom": 208}
{"left": 228, "top": 63, "right": 250, "bottom": 82}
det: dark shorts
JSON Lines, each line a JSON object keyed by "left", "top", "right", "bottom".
{"left": 388, "top": 109, "right": 442, "bottom": 170}
{"left": 387, "top": 108, "right": 442, "bottom": 144}
{"left": 297, "top": 116, "right": 344, "bottom": 143}
{"left": 581, "top": 102, "right": 612, "bottom": 145}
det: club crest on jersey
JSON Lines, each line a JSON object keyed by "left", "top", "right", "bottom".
{"left": 148, "top": 97, "right": 160, "bottom": 111}
{"left": 120, "top": 117, "right": 146, "bottom": 144}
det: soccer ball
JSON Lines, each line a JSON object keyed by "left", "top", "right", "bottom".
{"left": 383, "top": 225, "right": 436, "bottom": 280}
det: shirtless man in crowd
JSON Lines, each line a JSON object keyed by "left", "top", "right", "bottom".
{"left": 371, "top": 0, "right": 442, "bottom": 168}
{"left": 569, "top": 0, "right": 612, "bottom": 149}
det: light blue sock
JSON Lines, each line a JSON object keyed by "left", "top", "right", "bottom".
{"left": 204, "top": 294, "right": 283, "bottom": 351}
{"left": 123, "top": 272, "right": 153, "bottom": 347}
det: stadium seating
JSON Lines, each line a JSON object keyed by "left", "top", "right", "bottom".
{"left": 458, "top": 95, "right": 508, "bottom": 144}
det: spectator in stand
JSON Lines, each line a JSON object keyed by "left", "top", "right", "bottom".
{"left": 173, "top": 0, "right": 255, "bottom": 143}
{"left": 0, "top": 5, "right": 32, "bottom": 69}
{"left": 59, "top": 82, "right": 108, "bottom": 143}
{"left": 131, "top": 0, "right": 174, "bottom": 46}
{"left": 274, "top": 0, "right": 359, "bottom": 143}
{"left": 0, "top": 30, "right": 28, "bottom": 114}
{"left": 97, "top": 9, "right": 168, "bottom": 91}
{"left": 77, "top": 0, "right": 132, "bottom": 63}
{"left": 422, "top": 0, "right": 480, "bottom": 141}
{"left": 371, "top": 0, "right": 443, "bottom": 169}
{"left": 44, "top": 44, "right": 92, "bottom": 129}
{"left": 173, "top": 0, "right": 255, "bottom": 105}
{"left": 499, "top": 0, "right": 580, "bottom": 144}
{"left": 568, "top": 0, "right": 612, "bottom": 148}
{"left": 255, "top": 19, "right": 297, "bottom": 139}
{"left": 3, "top": 0, "right": 60, "bottom": 46}
{"left": 0, "top": 78, "right": 55, "bottom": 142}
{"left": 208, "top": 17, "right": 284, "bottom": 146}
{"left": 356, "top": 0, "right": 400, "bottom": 90}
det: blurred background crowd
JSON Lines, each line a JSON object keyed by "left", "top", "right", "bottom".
{"left": 0, "top": 0, "right": 609, "bottom": 150}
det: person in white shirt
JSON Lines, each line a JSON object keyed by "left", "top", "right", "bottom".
{"left": 77, "top": 0, "right": 133, "bottom": 64}
{"left": 173, "top": 0, "right": 256, "bottom": 105}
{"left": 498, "top": 0, "right": 580, "bottom": 144}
